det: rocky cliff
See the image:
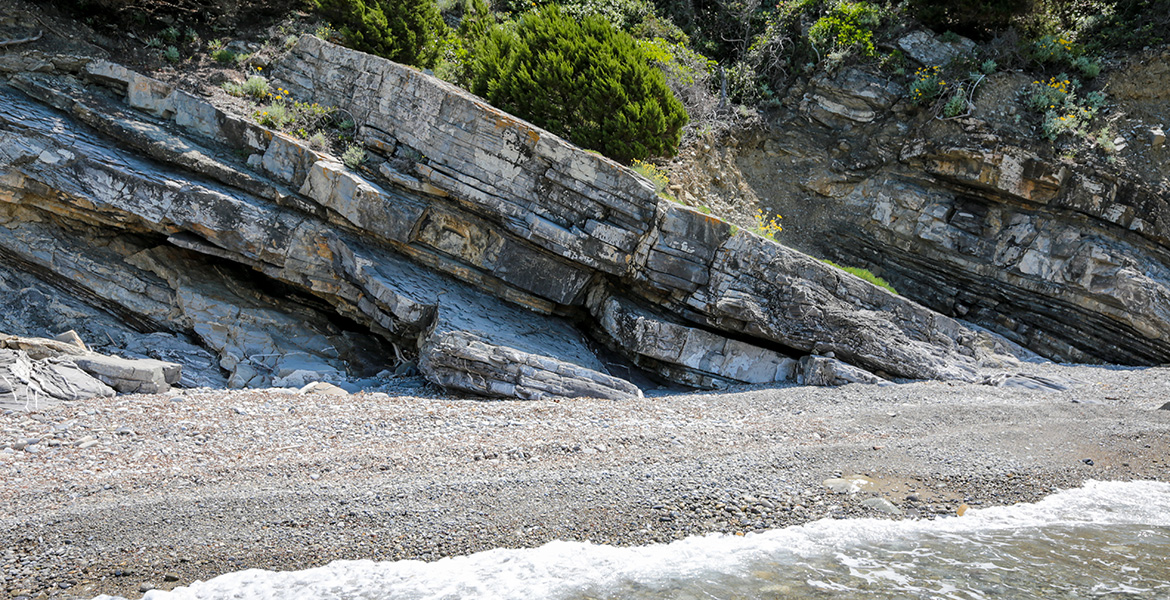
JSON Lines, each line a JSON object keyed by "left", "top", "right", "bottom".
{"left": 672, "top": 43, "right": 1170, "bottom": 367}
{"left": 0, "top": 34, "right": 1026, "bottom": 402}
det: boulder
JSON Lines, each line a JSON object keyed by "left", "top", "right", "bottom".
{"left": 897, "top": 31, "right": 977, "bottom": 67}
{"left": 72, "top": 354, "right": 180, "bottom": 394}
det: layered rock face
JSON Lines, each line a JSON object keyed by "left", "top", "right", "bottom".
{"left": 0, "top": 35, "right": 1023, "bottom": 400}
{"left": 723, "top": 55, "right": 1170, "bottom": 366}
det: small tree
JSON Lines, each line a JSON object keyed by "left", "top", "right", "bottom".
{"left": 314, "top": 0, "right": 447, "bottom": 67}
{"left": 469, "top": 5, "right": 688, "bottom": 163}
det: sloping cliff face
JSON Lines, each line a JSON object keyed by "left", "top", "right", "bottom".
{"left": 0, "top": 35, "right": 1023, "bottom": 400}
{"left": 681, "top": 57, "right": 1170, "bottom": 366}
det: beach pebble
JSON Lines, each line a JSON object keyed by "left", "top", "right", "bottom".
{"left": 861, "top": 498, "right": 902, "bottom": 515}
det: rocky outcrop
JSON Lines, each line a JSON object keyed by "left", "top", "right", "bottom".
{"left": 723, "top": 60, "right": 1170, "bottom": 367}
{"left": 0, "top": 36, "right": 1025, "bottom": 400}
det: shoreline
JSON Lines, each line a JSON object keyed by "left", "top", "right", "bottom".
{"left": 2, "top": 363, "right": 1169, "bottom": 599}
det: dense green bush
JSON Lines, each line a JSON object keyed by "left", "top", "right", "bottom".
{"left": 313, "top": 0, "right": 447, "bottom": 67}
{"left": 469, "top": 5, "right": 688, "bottom": 162}
{"left": 807, "top": 0, "right": 882, "bottom": 57}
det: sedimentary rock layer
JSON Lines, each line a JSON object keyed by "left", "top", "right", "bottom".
{"left": 0, "top": 37, "right": 1024, "bottom": 399}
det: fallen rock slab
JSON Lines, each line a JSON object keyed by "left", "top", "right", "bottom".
{"left": 72, "top": 354, "right": 180, "bottom": 394}
{"left": 0, "top": 349, "right": 115, "bottom": 406}
{"left": 800, "top": 355, "right": 887, "bottom": 387}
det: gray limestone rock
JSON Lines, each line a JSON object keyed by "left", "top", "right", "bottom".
{"left": 0, "top": 349, "right": 115, "bottom": 408}
{"left": 0, "top": 42, "right": 1038, "bottom": 400}
{"left": 897, "top": 31, "right": 977, "bottom": 68}
{"left": 800, "top": 355, "right": 887, "bottom": 387}
{"left": 72, "top": 354, "right": 179, "bottom": 394}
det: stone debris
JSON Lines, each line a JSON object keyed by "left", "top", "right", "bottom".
{"left": 298, "top": 382, "right": 349, "bottom": 396}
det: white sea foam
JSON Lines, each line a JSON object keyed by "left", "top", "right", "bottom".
{"left": 96, "top": 480, "right": 1170, "bottom": 600}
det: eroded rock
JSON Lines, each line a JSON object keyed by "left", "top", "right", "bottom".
{"left": 0, "top": 39, "right": 1033, "bottom": 400}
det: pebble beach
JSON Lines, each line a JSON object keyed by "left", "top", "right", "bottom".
{"left": 2, "top": 363, "right": 1170, "bottom": 599}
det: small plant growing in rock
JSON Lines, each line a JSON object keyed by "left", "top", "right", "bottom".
{"left": 211, "top": 47, "right": 236, "bottom": 64}
{"left": 145, "top": 36, "right": 163, "bottom": 49}
{"left": 1072, "top": 55, "right": 1100, "bottom": 79}
{"left": 980, "top": 59, "right": 997, "bottom": 74}
{"left": 342, "top": 144, "right": 367, "bottom": 169}
{"left": 909, "top": 65, "right": 944, "bottom": 105}
{"left": 822, "top": 259, "right": 898, "bottom": 294}
{"left": 184, "top": 27, "right": 199, "bottom": 43}
{"left": 1022, "top": 74, "right": 1109, "bottom": 143}
{"left": 752, "top": 208, "right": 783, "bottom": 241}
{"left": 309, "top": 131, "right": 330, "bottom": 150}
{"left": 255, "top": 103, "right": 293, "bottom": 129}
{"left": 162, "top": 46, "right": 181, "bottom": 63}
{"left": 160, "top": 26, "right": 180, "bottom": 43}
{"left": 240, "top": 74, "right": 270, "bottom": 100}
{"left": 631, "top": 159, "right": 676, "bottom": 202}
{"left": 942, "top": 87, "right": 967, "bottom": 118}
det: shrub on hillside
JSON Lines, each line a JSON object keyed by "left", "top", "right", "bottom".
{"left": 313, "top": 0, "right": 446, "bottom": 67}
{"left": 469, "top": 5, "right": 688, "bottom": 163}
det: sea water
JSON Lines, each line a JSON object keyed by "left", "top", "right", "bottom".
{"left": 99, "top": 480, "right": 1170, "bottom": 600}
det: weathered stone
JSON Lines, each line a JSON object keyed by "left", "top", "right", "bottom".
{"left": 0, "top": 349, "right": 115, "bottom": 407}
{"left": 800, "top": 355, "right": 886, "bottom": 386}
{"left": 0, "top": 334, "right": 88, "bottom": 360}
{"left": 54, "top": 330, "right": 87, "bottom": 351}
{"left": 897, "top": 30, "right": 977, "bottom": 67}
{"left": 72, "top": 354, "right": 179, "bottom": 394}
{"left": 590, "top": 289, "right": 796, "bottom": 388}
{"left": 0, "top": 43, "right": 1036, "bottom": 401}
{"left": 804, "top": 68, "right": 904, "bottom": 129}
{"left": 299, "top": 381, "right": 349, "bottom": 396}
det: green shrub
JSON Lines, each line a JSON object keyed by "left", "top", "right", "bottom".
{"left": 211, "top": 48, "right": 237, "bottom": 63}
{"left": 256, "top": 103, "right": 294, "bottom": 129}
{"left": 1022, "top": 74, "right": 1109, "bottom": 143}
{"left": 469, "top": 5, "right": 688, "bottom": 163}
{"left": 313, "top": 0, "right": 447, "bottom": 67}
{"left": 822, "top": 260, "right": 897, "bottom": 294}
{"left": 942, "top": 87, "right": 967, "bottom": 117}
{"left": 160, "top": 26, "right": 180, "bottom": 43}
{"left": 342, "top": 144, "right": 367, "bottom": 169}
{"left": 807, "top": 1, "right": 882, "bottom": 57}
{"left": 241, "top": 75, "right": 270, "bottom": 100}
{"left": 162, "top": 46, "right": 181, "bottom": 63}
{"left": 309, "top": 131, "right": 330, "bottom": 150}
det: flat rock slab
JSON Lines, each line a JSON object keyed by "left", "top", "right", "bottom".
{"left": 0, "top": 349, "right": 115, "bottom": 408}
{"left": 73, "top": 354, "right": 180, "bottom": 395}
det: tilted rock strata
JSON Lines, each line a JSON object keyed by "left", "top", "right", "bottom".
{"left": 727, "top": 62, "right": 1170, "bottom": 366}
{"left": 0, "top": 37, "right": 1025, "bottom": 399}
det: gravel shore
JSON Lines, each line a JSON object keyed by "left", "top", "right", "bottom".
{"left": 2, "top": 363, "right": 1169, "bottom": 599}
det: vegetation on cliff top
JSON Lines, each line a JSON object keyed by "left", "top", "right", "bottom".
{"left": 468, "top": 5, "right": 688, "bottom": 163}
